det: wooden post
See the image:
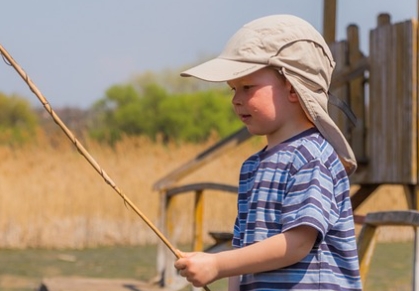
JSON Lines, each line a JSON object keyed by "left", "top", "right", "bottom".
{"left": 404, "top": 185, "right": 419, "bottom": 290}
{"left": 406, "top": 186, "right": 419, "bottom": 291}
{"left": 328, "top": 40, "right": 348, "bottom": 138}
{"left": 377, "top": 13, "right": 391, "bottom": 26}
{"left": 193, "top": 190, "right": 204, "bottom": 252}
{"left": 323, "top": 0, "right": 337, "bottom": 43}
{"left": 357, "top": 223, "right": 378, "bottom": 284}
{"left": 415, "top": 188, "right": 419, "bottom": 291}
{"left": 163, "top": 195, "right": 177, "bottom": 287}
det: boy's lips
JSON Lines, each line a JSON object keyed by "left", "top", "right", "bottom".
{"left": 239, "top": 113, "right": 251, "bottom": 122}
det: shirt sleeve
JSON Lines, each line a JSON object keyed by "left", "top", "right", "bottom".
{"left": 280, "top": 158, "right": 338, "bottom": 244}
{"left": 232, "top": 217, "right": 241, "bottom": 248}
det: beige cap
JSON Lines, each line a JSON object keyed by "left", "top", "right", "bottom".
{"left": 181, "top": 14, "right": 357, "bottom": 175}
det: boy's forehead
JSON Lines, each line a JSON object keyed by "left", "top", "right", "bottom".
{"left": 226, "top": 68, "right": 262, "bottom": 84}
{"left": 227, "top": 68, "right": 278, "bottom": 85}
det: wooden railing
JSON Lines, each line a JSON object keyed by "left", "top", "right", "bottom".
{"left": 156, "top": 182, "right": 238, "bottom": 289}
{"left": 357, "top": 210, "right": 419, "bottom": 288}
{"left": 165, "top": 182, "right": 237, "bottom": 252}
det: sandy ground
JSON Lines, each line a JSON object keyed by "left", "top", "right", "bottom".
{"left": 0, "top": 274, "right": 40, "bottom": 290}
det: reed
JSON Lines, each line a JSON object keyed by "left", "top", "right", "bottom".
{"left": 0, "top": 133, "right": 412, "bottom": 249}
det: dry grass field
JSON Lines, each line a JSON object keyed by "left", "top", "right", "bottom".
{"left": 0, "top": 130, "right": 413, "bottom": 249}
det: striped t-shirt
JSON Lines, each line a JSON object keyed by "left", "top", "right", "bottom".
{"left": 232, "top": 128, "right": 362, "bottom": 291}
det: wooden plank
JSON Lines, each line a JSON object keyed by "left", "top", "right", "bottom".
{"left": 329, "top": 26, "right": 369, "bottom": 182}
{"left": 368, "top": 19, "right": 417, "bottom": 183}
{"left": 39, "top": 277, "right": 169, "bottom": 291}
{"left": 329, "top": 41, "right": 349, "bottom": 135}
{"left": 364, "top": 210, "right": 419, "bottom": 226}
{"left": 350, "top": 184, "right": 380, "bottom": 211}
{"left": 347, "top": 24, "right": 367, "bottom": 164}
{"left": 166, "top": 183, "right": 238, "bottom": 198}
{"left": 331, "top": 57, "right": 369, "bottom": 89}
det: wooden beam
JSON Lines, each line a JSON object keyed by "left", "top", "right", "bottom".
{"left": 153, "top": 127, "right": 251, "bottom": 191}
{"left": 330, "top": 56, "right": 369, "bottom": 89}
{"left": 357, "top": 223, "right": 377, "bottom": 284}
{"left": 323, "top": 0, "right": 337, "bottom": 43}
{"left": 350, "top": 184, "right": 379, "bottom": 211}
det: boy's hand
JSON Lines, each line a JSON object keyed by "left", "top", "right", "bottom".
{"left": 174, "top": 251, "right": 219, "bottom": 287}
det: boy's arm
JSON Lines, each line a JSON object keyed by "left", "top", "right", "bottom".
{"left": 175, "top": 225, "right": 318, "bottom": 287}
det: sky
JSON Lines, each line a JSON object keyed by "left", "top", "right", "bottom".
{"left": 1, "top": 0, "right": 417, "bottom": 109}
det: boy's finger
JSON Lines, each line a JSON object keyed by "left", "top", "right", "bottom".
{"left": 174, "top": 259, "right": 186, "bottom": 270}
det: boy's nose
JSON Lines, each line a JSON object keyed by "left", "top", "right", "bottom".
{"left": 232, "top": 93, "right": 242, "bottom": 105}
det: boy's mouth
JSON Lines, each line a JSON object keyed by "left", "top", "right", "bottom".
{"left": 239, "top": 114, "right": 251, "bottom": 122}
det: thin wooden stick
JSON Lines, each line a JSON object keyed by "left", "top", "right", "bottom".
{"left": 0, "top": 43, "right": 211, "bottom": 291}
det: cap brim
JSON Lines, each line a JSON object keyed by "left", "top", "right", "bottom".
{"left": 181, "top": 58, "right": 267, "bottom": 82}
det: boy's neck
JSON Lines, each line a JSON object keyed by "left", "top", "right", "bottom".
{"left": 266, "top": 121, "right": 314, "bottom": 150}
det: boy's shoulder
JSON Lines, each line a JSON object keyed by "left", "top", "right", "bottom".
{"left": 258, "top": 128, "right": 343, "bottom": 174}
{"left": 266, "top": 128, "right": 331, "bottom": 158}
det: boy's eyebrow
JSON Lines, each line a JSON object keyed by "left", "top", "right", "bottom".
{"left": 227, "top": 79, "right": 241, "bottom": 87}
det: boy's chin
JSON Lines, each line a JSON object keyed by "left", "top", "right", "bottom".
{"left": 245, "top": 127, "right": 266, "bottom": 136}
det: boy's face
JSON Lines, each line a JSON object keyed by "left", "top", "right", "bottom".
{"left": 227, "top": 67, "right": 312, "bottom": 148}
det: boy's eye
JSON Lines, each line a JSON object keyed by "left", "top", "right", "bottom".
{"left": 228, "top": 84, "right": 253, "bottom": 92}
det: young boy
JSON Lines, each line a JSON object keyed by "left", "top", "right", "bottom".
{"left": 174, "top": 15, "right": 362, "bottom": 291}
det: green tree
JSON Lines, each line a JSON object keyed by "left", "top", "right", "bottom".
{"left": 89, "top": 72, "right": 242, "bottom": 144}
{"left": 89, "top": 84, "right": 141, "bottom": 143}
{"left": 0, "top": 92, "right": 38, "bottom": 145}
{"left": 158, "top": 89, "right": 240, "bottom": 142}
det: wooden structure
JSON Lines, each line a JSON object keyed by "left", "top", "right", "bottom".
{"left": 153, "top": 9, "right": 419, "bottom": 291}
